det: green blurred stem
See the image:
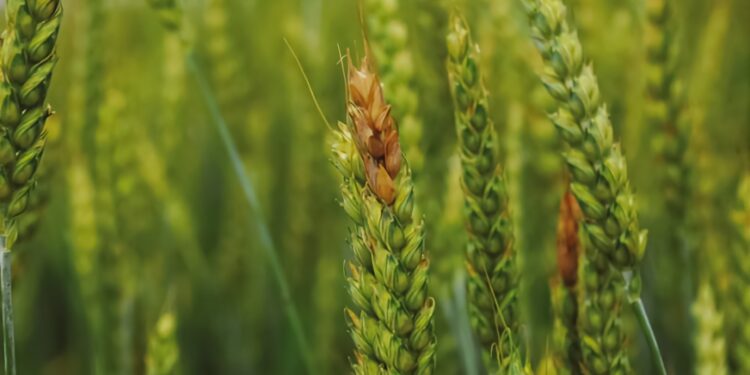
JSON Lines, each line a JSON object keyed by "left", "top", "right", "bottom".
{"left": 440, "top": 271, "right": 480, "bottom": 375}
{"left": 0, "top": 236, "right": 15, "bottom": 375}
{"left": 184, "top": 52, "right": 315, "bottom": 375}
{"left": 631, "top": 297, "right": 666, "bottom": 375}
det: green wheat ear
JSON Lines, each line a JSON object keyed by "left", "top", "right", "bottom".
{"left": 445, "top": 12, "right": 521, "bottom": 371}
{"left": 146, "top": 309, "right": 181, "bottom": 375}
{"left": 730, "top": 174, "right": 750, "bottom": 373}
{"left": 645, "top": 0, "right": 689, "bottom": 218}
{"left": 692, "top": 281, "right": 727, "bottom": 375}
{"left": 364, "top": 0, "right": 424, "bottom": 173}
{"left": 0, "top": 0, "right": 62, "bottom": 249}
{"left": 644, "top": 0, "right": 692, "bottom": 371}
{"left": 525, "top": 0, "right": 652, "bottom": 373}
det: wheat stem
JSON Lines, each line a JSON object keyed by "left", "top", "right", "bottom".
{"left": 450, "top": 271, "right": 482, "bottom": 375}
{"left": 630, "top": 297, "right": 666, "bottom": 375}
{"left": 184, "top": 53, "right": 315, "bottom": 375}
{"left": 146, "top": 2, "right": 315, "bottom": 371}
{"left": 0, "top": 243, "right": 15, "bottom": 375}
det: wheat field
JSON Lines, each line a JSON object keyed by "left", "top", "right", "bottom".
{"left": 0, "top": 0, "right": 747, "bottom": 374}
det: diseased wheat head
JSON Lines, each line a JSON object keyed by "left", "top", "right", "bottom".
{"left": 552, "top": 190, "right": 583, "bottom": 375}
{"left": 333, "top": 53, "right": 435, "bottom": 374}
{"left": 525, "top": 0, "right": 649, "bottom": 372}
{"left": 364, "top": 0, "right": 424, "bottom": 173}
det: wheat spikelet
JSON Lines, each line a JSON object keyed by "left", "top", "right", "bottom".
{"left": 445, "top": 13, "right": 520, "bottom": 369}
{"left": 333, "top": 53, "right": 435, "bottom": 374}
{"left": 16, "top": 113, "right": 59, "bottom": 242}
{"left": 525, "top": 0, "right": 650, "bottom": 372}
{"left": 0, "top": 0, "right": 62, "bottom": 248}
{"left": 364, "top": 0, "right": 423, "bottom": 173}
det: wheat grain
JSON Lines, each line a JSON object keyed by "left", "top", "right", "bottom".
{"left": 445, "top": 13, "right": 520, "bottom": 369}
{"left": 0, "top": 0, "right": 62, "bottom": 249}
{"left": 364, "top": 0, "right": 424, "bottom": 173}
{"left": 525, "top": 0, "right": 652, "bottom": 372}
{"left": 333, "top": 53, "right": 435, "bottom": 374}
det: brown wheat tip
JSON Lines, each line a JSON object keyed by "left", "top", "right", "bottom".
{"left": 347, "top": 55, "right": 402, "bottom": 205}
{"left": 557, "top": 190, "right": 582, "bottom": 287}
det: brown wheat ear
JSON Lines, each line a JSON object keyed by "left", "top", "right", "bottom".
{"left": 557, "top": 189, "right": 582, "bottom": 288}
{"left": 347, "top": 55, "right": 402, "bottom": 205}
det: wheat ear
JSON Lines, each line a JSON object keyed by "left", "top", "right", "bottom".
{"left": 333, "top": 53, "right": 435, "bottom": 374}
{"left": 0, "top": 0, "right": 61, "bottom": 248}
{"left": 0, "top": 1, "right": 61, "bottom": 372}
{"left": 146, "top": 309, "right": 180, "bottom": 375}
{"left": 364, "top": 0, "right": 424, "bottom": 173}
{"left": 445, "top": 13, "right": 520, "bottom": 369}
{"left": 645, "top": 0, "right": 688, "bottom": 218}
{"left": 644, "top": 0, "right": 693, "bottom": 370}
{"left": 524, "top": 1, "right": 665, "bottom": 373}
{"left": 692, "top": 281, "right": 727, "bottom": 375}
{"left": 730, "top": 174, "right": 750, "bottom": 372}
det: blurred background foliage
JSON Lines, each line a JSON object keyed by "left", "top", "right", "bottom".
{"left": 4, "top": 0, "right": 748, "bottom": 373}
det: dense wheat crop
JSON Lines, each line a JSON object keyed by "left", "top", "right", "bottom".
{"left": 0, "top": 0, "right": 747, "bottom": 374}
